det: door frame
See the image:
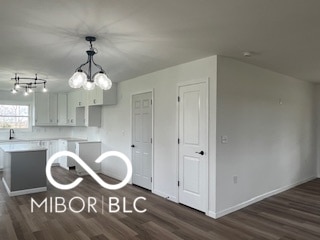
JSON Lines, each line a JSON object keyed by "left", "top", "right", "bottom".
{"left": 130, "top": 89, "right": 154, "bottom": 192}
{"left": 176, "top": 78, "right": 209, "bottom": 214}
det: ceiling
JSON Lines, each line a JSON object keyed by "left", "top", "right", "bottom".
{"left": 1, "top": 0, "right": 320, "bottom": 92}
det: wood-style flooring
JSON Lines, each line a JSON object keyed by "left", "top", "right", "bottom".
{"left": 0, "top": 167, "right": 320, "bottom": 240}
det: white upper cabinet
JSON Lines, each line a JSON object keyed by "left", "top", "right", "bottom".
{"left": 33, "top": 85, "right": 117, "bottom": 127}
{"left": 33, "top": 92, "right": 50, "bottom": 125}
{"left": 49, "top": 93, "right": 58, "bottom": 125}
{"left": 87, "top": 83, "right": 117, "bottom": 106}
{"left": 58, "top": 93, "right": 68, "bottom": 125}
{"left": 34, "top": 93, "right": 59, "bottom": 126}
{"left": 67, "top": 90, "right": 86, "bottom": 126}
{"left": 67, "top": 91, "right": 78, "bottom": 125}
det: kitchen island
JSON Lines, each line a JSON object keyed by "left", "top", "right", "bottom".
{"left": 0, "top": 144, "right": 47, "bottom": 196}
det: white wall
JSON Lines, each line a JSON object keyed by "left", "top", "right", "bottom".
{"left": 72, "top": 56, "right": 218, "bottom": 213}
{"left": 215, "top": 56, "right": 317, "bottom": 217}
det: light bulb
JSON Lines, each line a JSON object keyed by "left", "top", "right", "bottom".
{"left": 83, "top": 81, "right": 95, "bottom": 90}
{"left": 15, "top": 84, "right": 20, "bottom": 89}
{"left": 28, "top": 88, "right": 33, "bottom": 93}
{"left": 69, "top": 71, "right": 87, "bottom": 88}
{"left": 24, "top": 91, "right": 29, "bottom": 96}
{"left": 43, "top": 87, "right": 48, "bottom": 92}
{"left": 94, "top": 72, "right": 112, "bottom": 90}
{"left": 11, "top": 89, "right": 17, "bottom": 94}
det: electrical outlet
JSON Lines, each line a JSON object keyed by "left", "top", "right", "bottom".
{"left": 221, "top": 136, "right": 228, "bottom": 144}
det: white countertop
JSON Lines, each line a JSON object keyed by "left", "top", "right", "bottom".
{"left": 0, "top": 138, "right": 87, "bottom": 144}
{"left": 0, "top": 144, "right": 47, "bottom": 153}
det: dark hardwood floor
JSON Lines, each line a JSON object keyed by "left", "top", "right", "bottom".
{"left": 0, "top": 167, "right": 320, "bottom": 240}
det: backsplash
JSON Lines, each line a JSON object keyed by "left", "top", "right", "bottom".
{"left": 0, "top": 126, "right": 73, "bottom": 141}
{"left": 71, "top": 126, "right": 100, "bottom": 142}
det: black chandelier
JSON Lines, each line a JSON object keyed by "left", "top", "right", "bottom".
{"left": 11, "top": 73, "right": 47, "bottom": 96}
{"left": 69, "top": 36, "right": 112, "bottom": 91}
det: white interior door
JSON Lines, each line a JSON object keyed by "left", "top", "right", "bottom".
{"left": 132, "top": 92, "right": 153, "bottom": 190}
{"left": 178, "top": 81, "right": 208, "bottom": 212}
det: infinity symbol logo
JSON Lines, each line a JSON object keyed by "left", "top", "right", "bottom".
{"left": 46, "top": 151, "right": 132, "bottom": 190}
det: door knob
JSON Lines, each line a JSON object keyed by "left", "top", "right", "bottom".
{"left": 131, "top": 145, "right": 135, "bottom": 148}
{"left": 196, "top": 150, "right": 204, "bottom": 155}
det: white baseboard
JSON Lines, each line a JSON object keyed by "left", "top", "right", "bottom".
{"left": 153, "top": 189, "right": 178, "bottom": 203}
{"left": 210, "top": 176, "right": 316, "bottom": 219}
{"left": 76, "top": 169, "right": 101, "bottom": 176}
{"left": 2, "top": 177, "right": 47, "bottom": 197}
{"left": 208, "top": 210, "right": 217, "bottom": 219}
{"left": 100, "top": 170, "right": 122, "bottom": 181}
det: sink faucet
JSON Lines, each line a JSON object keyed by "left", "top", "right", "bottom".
{"left": 9, "top": 129, "right": 15, "bottom": 140}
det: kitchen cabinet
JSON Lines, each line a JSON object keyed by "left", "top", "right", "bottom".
{"left": 33, "top": 93, "right": 50, "bottom": 125}
{"left": 87, "top": 83, "right": 117, "bottom": 106}
{"left": 76, "top": 107, "right": 86, "bottom": 126}
{"left": 67, "top": 91, "right": 77, "bottom": 125}
{"left": 0, "top": 144, "right": 47, "bottom": 196}
{"left": 87, "top": 106, "right": 101, "bottom": 127}
{"left": 58, "top": 140, "right": 68, "bottom": 169}
{"left": 67, "top": 90, "right": 86, "bottom": 126}
{"left": 33, "top": 93, "right": 58, "bottom": 126}
{"left": 49, "top": 93, "right": 58, "bottom": 125}
{"left": 74, "top": 141, "right": 101, "bottom": 176}
{"left": 60, "top": 140, "right": 87, "bottom": 170}
{"left": 78, "top": 90, "right": 87, "bottom": 107}
{"left": 58, "top": 93, "right": 68, "bottom": 125}
{"left": 39, "top": 140, "right": 59, "bottom": 165}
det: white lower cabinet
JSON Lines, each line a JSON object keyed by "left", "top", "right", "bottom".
{"left": 74, "top": 142, "right": 101, "bottom": 176}
{"left": 58, "top": 140, "right": 68, "bottom": 168}
{"left": 39, "top": 140, "right": 60, "bottom": 164}
{"left": 59, "top": 140, "right": 78, "bottom": 170}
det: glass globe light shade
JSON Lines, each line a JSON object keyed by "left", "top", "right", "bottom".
{"left": 83, "top": 81, "right": 95, "bottom": 91}
{"left": 28, "top": 88, "right": 33, "bottom": 93}
{"left": 24, "top": 91, "right": 29, "bottom": 96}
{"left": 43, "top": 87, "right": 48, "bottom": 92}
{"left": 11, "top": 89, "right": 17, "bottom": 94}
{"left": 94, "top": 72, "right": 112, "bottom": 90}
{"left": 69, "top": 71, "right": 87, "bottom": 88}
{"left": 15, "top": 84, "right": 20, "bottom": 89}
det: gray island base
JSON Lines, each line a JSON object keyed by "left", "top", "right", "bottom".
{"left": 0, "top": 144, "right": 47, "bottom": 196}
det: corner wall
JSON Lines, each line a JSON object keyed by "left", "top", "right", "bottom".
{"left": 72, "top": 56, "right": 218, "bottom": 213}
{"left": 315, "top": 85, "right": 320, "bottom": 177}
{"left": 215, "top": 56, "right": 317, "bottom": 217}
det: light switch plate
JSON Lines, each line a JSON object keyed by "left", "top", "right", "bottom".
{"left": 221, "top": 136, "right": 228, "bottom": 144}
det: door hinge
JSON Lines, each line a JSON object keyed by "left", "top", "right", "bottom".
{"left": 178, "top": 181, "right": 180, "bottom": 187}
{"left": 150, "top": 138, "right": 153, "bottom": 144}
{"left": 178, "top": 96, "right": 180, "bottom": 102}
{"left": 151, "top": 177, "right": 152, "bottom": 182}
{"left": 178, "top": 138, "right": 180, "bottom": 144}
{"left": 151, "top": 99, "right": 152, "bottom": 105}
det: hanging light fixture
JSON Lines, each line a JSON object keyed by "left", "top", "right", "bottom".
{"left": 11, "top": 73, "right": 47, "bottom": 96}
{"left": 69, "top": 36, "right": 112, "bottom": 91}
